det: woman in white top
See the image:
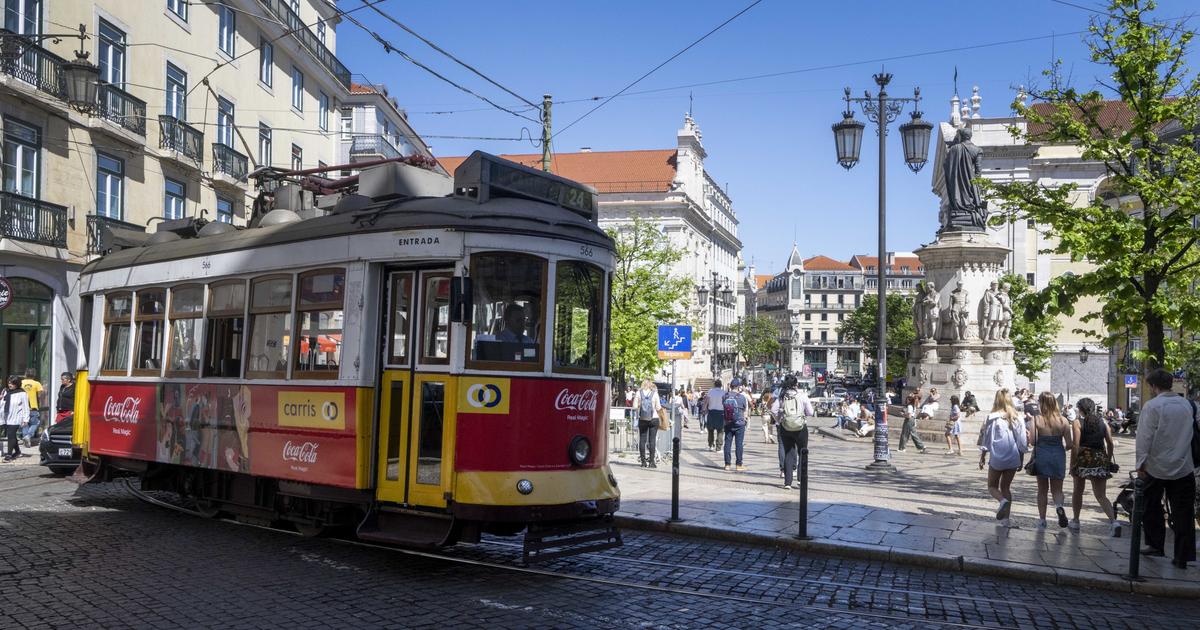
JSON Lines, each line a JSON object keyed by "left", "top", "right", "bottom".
{"left": 978, "top": 388, "right": 1029, "bottom": 526}
{"left": 3, "top": 375, "right": 30, "bottom": 461}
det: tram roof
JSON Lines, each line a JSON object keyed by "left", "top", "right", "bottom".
{"left": 82, "top": 194, "right": 614, "bottom": 274}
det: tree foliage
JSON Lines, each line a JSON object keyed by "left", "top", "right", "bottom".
{"left": 981, "top": 0, "right": 1200, "bottom": 369}
{"left": 838, "top": 292, "right": 915, "bottom": 380}
{"left": 1001, "top": 273, "right": 1062, "bottom": 381}
{"left": 607, "top": 216, "right": 693, "bottom": 403}
{"left": 733, "top": 315, "right": 781, "bottom": 367}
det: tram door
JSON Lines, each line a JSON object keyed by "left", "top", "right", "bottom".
{"left": 377, "top": 269, "right": 457, "bottom": 509}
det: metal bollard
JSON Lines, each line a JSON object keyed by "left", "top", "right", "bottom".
{"left": 1124, "top": 477, "right": 1145, "bottom": 581}
{"left": 668, "top": 436, "right": 682, "bottom": 522}
{"left": 797, "top": 445, "right": 811, "bottom": 540}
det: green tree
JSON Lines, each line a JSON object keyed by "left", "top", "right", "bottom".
{"left": 838, "top": 292, "right": 915, "bottom": 381}
{"left": 733, "top": 315, "right": 781, "bottom": 367}
{"left": 1001, "top": 273, "right": 1062, "bottom": 381}
{"left": 607, "top": 216, "right": 693, "bottom": 404}
{"left": 982, "top": 0, "right": 1200, "bottom": 369}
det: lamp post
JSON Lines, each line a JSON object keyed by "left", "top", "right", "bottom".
{"left": 697, "top": 271, "right": 733, "bottom": 379}
{"left": 832, "top": 72, "right": 932, "bottom": 471}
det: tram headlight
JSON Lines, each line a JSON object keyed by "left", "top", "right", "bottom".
{"left": 516, "top": 479, "right": 534, "bottom": 495}
{"left": 568, "top": 435, "right": 591, "bottom": 466}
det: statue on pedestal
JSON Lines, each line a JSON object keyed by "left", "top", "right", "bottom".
{"left": 914, "top": 282, "right": 939, "bottom": 341}
{"left": 997, "top": 282, "right": 1013, "bottom": 340}
{"left": 941, "top": 127, "right": 988, "bottom": 232}
{"left": 978, "top": 281, "right": 1001, "bottom": 341}
{"left": 948, "top": 281, "right": 970, "bottom": 341}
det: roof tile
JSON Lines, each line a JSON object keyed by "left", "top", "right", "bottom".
{"left": 438, "top": 149, "right": 678, "bottom": 193}
{"left": 803, "top": 255, "right": 856, "bottom": 271}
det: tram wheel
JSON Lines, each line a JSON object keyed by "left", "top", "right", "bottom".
{"left": 295, "top": 522, "right": 326, "bottom": 538}
{"left": 194, "top": 499, "right": 221, "bottom": 519}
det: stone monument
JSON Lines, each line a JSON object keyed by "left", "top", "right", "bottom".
{"left": 908, "top": 120, "right": 1016, "bottom": 431}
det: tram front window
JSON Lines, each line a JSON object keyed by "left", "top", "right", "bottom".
{"left": 204, "top": 281, "right": 246, "bottom": 378}
{"left": 469, "top": 253, "right": 544, "bottom": 365}
{"left": 295, "top": 269, "right": 344, "bottom": 378}
{"left": 553, "top": 261, "right": 603, "bottom": 372}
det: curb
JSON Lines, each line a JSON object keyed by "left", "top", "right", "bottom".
{"left": 614, "top": 514, "right": 1200, "bottom": 598}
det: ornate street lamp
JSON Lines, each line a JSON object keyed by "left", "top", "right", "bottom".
{"left": 1, "top": 24, "right": 99, "bottom": 114}
{"left": 1079, "top": 346, "right": 1090, "bottom": 364}
{"left": 898, "top": 104, "right": 933, "bottom": 173}
{"left": 832, "top": 94, "right": 865, "bottom": 170}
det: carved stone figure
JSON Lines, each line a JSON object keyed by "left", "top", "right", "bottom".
{"left": 952, "top": 368, "right": 968, "bottom": 388}
{"left": 916, "top": 282, "right": 940, "bottom": 340}
{"left": 947, "top": 281, "right": 971, "bottom": 341}
{"left": 941, "top": 127, "right": 988, "bottom": 232}
{"left": 997, "top": 282, "right": 1013, "bottom": 340}
{"left": 978, "top": 281, "right": 1001, "bottom": 341}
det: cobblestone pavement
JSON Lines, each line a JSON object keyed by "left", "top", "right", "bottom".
{"left": 3, "top": 463, "right": 1200, "bottom": 629}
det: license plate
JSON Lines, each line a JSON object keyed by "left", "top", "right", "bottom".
{"left": 58, "top": 448, "right": 73, "bottom": 457}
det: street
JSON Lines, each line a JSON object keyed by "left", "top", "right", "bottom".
{"left": 3, "top": 459, "right": 1200, "bottom": 629}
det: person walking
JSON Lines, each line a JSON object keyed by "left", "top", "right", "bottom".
{"left": 3, "top": 375, "right": 30, "bottom": 462}
{"left": 722, "top": 379, "right": 750, "bottom": 471}
{"left": 978, "top": 389, "right": 1028, "bottom": 527}
{"left": 944, "top": 394, "right": 964, "bottom": 455}
{"left": 672, "top": 388, "right": 688, "bottom": 430}
{"left": 1031, "top": 393, "right": 1072, "bottom": 529}
{"left": 1069, "top": 397, "right": 1121, "bottom": 536}
{"left": 898, "top": 392, "right": 927, "bottom": 453}
{"left": 55, "top": 372, "right": 76, "bottom": 424}
{"left": 20, "top": 368, "right": 44, "bottom": 447}
{"left": 772, "top": 375, "right": 813, "bottom": 489}
{"left": 633, "top": 380, "right": 662, "bottom": 468}
{"left": 1135, "top": 369, "right": 1197, "bottom": 569}
{"left": 705, "top": 379, "right": 726, "bottom": 451}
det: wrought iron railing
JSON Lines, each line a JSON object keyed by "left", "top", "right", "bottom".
{"left": 87, "top": 214, "right": 144, "bottom": 255}
{"left": 212, "top": 143, "right": 248, "bottom": 181}
{"left": 257, "top": 0, "right": 351, "bottom": 88}
{"left": 347, "top": 134, "right": 401, "bottom": 160}
{"left": 0, "top": 190, "right": 67, "bottom": 248}
{"left": 96, "top": 83, "right": 146, "bottom": 135}
{"left": 0, "top": 31, "right": 66, "bottom": 98}
{"left": 159, "top": 115, "right": 203, "bottom": 164}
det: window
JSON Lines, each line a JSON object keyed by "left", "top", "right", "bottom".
{"left": 165, "top": 63, "right": 187, "bottom": 119}
{"left": 1027, "top": 218, "right": 1036, "bottom": 228}
{"left": 469, "top": 252, "right": 545, "bottom": 366}
{"left": 820, "top": 331, "right": 828, "bottom": 343}
{"left": 837, "top": 294, "right": 844, "bottom": 304}
{"left": 855, "top": 295, "right": 861, "bottom": 307}
{"left": 167, "top": 0, "right": 187, "bottom": 21}
{"left": 259, "top": 39, "right": 273, "bottom": 86}
{"left": 290, "top": 144, "right": 302, "bottom": 170}
{"left": 291, "top": 66, "right": 304, "bottom": 111}
{"left": 257, "top": 123, "right": 271, "bottom": 166}
{"left": 204, "top": 281, "right": 246, "bottom": 378}
{"left": 316, "top": 20, "right": 326, "bottom": 45}
{"left": 804, "top": 313, "right": 811, "bottom": 321}
{"left": 96, "top": 152, "right": 124, "bottom": 219}
{"left": 820, "top": 313, "right": 827, "bottom": 321}
{"left": 217, "top": 98, "right": 234, "bottom": 147}
{"left": 388, "top": 273, "right": 413, "bottom": 365}
{"left": 164, "top": 177, "right": 186, "bottom": 219}
{"left": 340, "top": 108, "right": 352, "bottom": 138}
{"left": 1026, "top": 273, "right": 1036, "bottom": 285}
{"left": 167, "top": 285, "right": 203, "bottom": 375}
{"left": 820, "top": 295, "right": 827, "bottom": 306}
{"left": 134, "top": 289, "right": 166, "bottom": 375}
{"left": 804, "top": 294, "right": 811, "bottom": 304}
{"left": 421, "top": 274, "right": 451, "bottom": 362}
{"left": 2, "top": 117, "right": 39, "bottom": 198}
{"left": 901, "top": 265, "right": 910, "bottom": 274}
{"left": 294, "top": 269, "right": 344, "bottom": 378}
{"left": 247, "top": 276, "right": 293, "bottom": 378}
{"left": 318, "top": 92, "right": 329, "bottom": 130}
{"left": 97, "top": 19, "right": 126, "bottom": 86}
{"left": 102, "top": 293, "right": 133, "bottom": 373}
{"left": 216, "top": 196, "right": 233, "bottom": 223}
{"left": 4, "top": 0, "right": 40, "bottom": 35}
{"left": 553, "top": 261, "right": 603, "bottom": 372}
{"left": 218, "top": 2, "right": 236, "bottom": 56}
{"left": 790, "top": 280, "right": 802, "bottom": 300}
{"left": 804, "top": 331, "right": 811, "bottom": 343}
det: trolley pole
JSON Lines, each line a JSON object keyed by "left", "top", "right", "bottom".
{"left": 1123, "top": 477, "right": 1146, "bottom": 581}
{"left": 669, "top": 359, "right": 682, "bottom": 523}
{"left": 540, "top": 93, "right": 552, "bottom": 173}
{"left": 796, "top": 446, "right": 811, "bottom": 540}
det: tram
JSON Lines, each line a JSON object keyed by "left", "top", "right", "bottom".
{"left": 73, "top": 152, "right": 621, "bottom": 561}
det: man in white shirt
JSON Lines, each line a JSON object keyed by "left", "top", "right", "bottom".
{"left": 1135, "top": 369, "right": 1197, "bottom": 569}
{"left": 705, "top": 380, "right": 726, "bottom": 451}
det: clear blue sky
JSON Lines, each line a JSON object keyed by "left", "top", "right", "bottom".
{"left": 336, "top": 0, "right": 1196, "bottom": 274}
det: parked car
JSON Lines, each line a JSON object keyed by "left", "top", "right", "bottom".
{"left": 39, "top": 413, "right": 80, "bottom": 476}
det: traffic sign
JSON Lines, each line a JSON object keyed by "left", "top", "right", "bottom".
{"left": 657, "top": 325, "right": 693, "bottom": 360}
{"left": 1124, "top": 374, "right": 1138, "bottom": 389}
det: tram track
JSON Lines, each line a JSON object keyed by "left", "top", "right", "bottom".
{"left": 121, "top": 481, "right": 1195, "bottom": 630}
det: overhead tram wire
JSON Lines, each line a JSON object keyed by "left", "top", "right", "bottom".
{"left": 550, "top": 0, "right": 764, "bottom": 142}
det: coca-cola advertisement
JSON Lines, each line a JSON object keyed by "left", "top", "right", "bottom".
{"left": 456, "top": 377, "right": 606, "bottom": 472}
{"left": 89, "top": 384, "right": 158, "bottom": 459}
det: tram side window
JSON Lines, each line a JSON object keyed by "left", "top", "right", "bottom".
{"left": 204, "top": 281, "right": 246, "bottom": 378}
{"left": 552, "top": 261, "right": 603, "bottom": 373}
{"left": 247, "top": 276, "right": 293, "bottom": 379}
{"left": 468, "top": 253, "right": 544, "bottom": 366}
{"left": 294, "top": 269, "right": 344, "bottom": 378}
{"left": 101, "top": 292, "right": 133, "bottom": 373}
{"left": 167, "top": 285, "right": 204, "bottom": 376}
{"left": 133, "top": 289, "right": 167, "bottom": 375}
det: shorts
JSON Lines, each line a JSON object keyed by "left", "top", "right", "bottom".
{"left": 945, "top": 420, "right": 961, "bottom": 436}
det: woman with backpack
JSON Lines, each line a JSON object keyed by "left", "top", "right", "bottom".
{"left": 1069, "top": 398, "right": 1121, "bottom": 536}
{"left": 978, "top": 388, "right": 1028, "bottom": 526}
{"left": 634, "top": 380, "right": 662, "bottom": 468}
{"left": 771, "top": 375, "right": 813, "bottom": 489}
{"left": 1031, "top": 392, "right": 1072, "bottom": 529}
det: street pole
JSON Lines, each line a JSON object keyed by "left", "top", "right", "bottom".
{"left": 669, "top": 358, "right": 681, "bottom": 522}
{"left": 541, "top": 93, "right": 552, "bottom": 172}
{"left": 711, "top": 271, "right": 719, "bottom": 379}
{"left": 868, "top": 73, "right": 893, "bottom": 471}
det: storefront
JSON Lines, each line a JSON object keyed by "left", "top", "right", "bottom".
{"left": 0, "top": 276, "right": 53, "bottom": 385}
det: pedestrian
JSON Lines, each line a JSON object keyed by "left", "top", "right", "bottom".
{"left": 705, "top": 379, "right": 726, "bottom": 451}
{"left": 722, "top": 378, "right": 750, "bottom": 471}
{"left": 944, "top": 394, "right": 964, "bottom": 455}
{"left": 20, "top": 368, "right": 44, "bottom": 447}
{"left": 898, "top": 392, "right": 927, "bottom": 453}
{"left": 55, "top": 372, "right": 76, "bottom": 424}
{"left": 1069, "top": 397, "right": 1121, "bottom": 536}
{"left": 673, "top": 388, "right": 688, "bottom": 429}
{"left": 3, "top": 375, "right": 30, "bottom": 462}
{"left": 772, "top": 375, "right": 813, "bottom": 489}
{"left": 760, "top": 390, "right": 777, "bottom": 444}
{"left": 1031, "top": 392, "right": 1072, "bottom": 529}
{"left": 1135, "top": 369, "right": 1197, "bottom": 569}
{"left": 978, "top": 389, "right": 1028, "bottom": 527}
{"left": 633, "top": 380, "right": 661, "bottom": 468}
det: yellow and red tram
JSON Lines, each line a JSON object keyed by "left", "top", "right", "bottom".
{"left": 73, "top": 152, "right": 620, "bottom": 559}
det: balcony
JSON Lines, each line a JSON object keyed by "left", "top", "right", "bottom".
{"left": 159, "top": 115, "right": 203, "bottom": 166}
{"left": 347, "top": 134, "right": 401, "bottom": 161}
{"left": 0, "top": 191, "right": 67, "bottom": 248}
{"left": 212, "top": 143, "right": 248, "bottom": 183}
{"left": 257, "top": 0, "right": 351, "bottom": 89}
{"left": 87, "top": 215, "right": 144, "bottom": 255}
{"left": 0, "top": 32, "right": 66, "bottom": 98}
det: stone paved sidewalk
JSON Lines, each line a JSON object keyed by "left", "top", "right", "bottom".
{"left": 610, "top": 412, "right": 1200, "bottom": 597}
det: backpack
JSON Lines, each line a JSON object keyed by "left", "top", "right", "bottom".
{"left": 722, "top": 393, "right": 743, "bottom": 427}
{"left": 638, "top": 390, "right": 655, "bottom": 420}
{"left": 779, "top": 393, "right": 806, "bottom": 432}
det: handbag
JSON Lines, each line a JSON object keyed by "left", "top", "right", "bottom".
{"left": 657, "top": 406, "right": 669, "bottom": 431}
{"left": 1023, "top": 421, "right": 1038, "bottom": 475}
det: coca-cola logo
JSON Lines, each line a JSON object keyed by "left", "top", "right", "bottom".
{"left": 103, "top": 396, "right": 142, "bottom": 423}
{"left": 554, "top": 388, "right": 598, "bottom": 412}
{"left": 282, "top": 440, "right": 319, "bottom": 464}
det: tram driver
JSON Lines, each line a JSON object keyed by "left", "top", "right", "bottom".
{"left": 497, "top": 303, "right": 534, "bottom": 344}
